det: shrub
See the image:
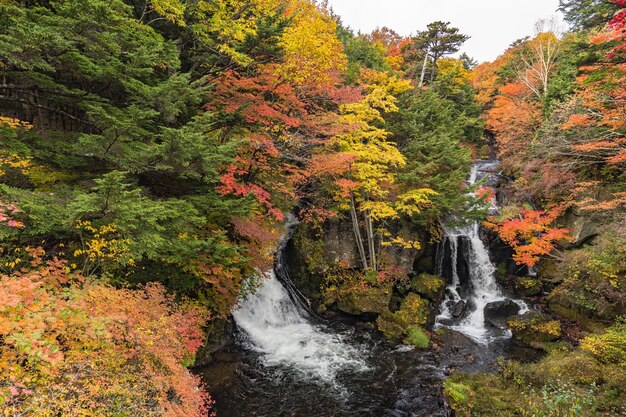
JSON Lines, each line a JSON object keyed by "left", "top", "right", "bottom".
{"left": 0, "top": 254, "right": 212, "bottom": 416}
{"left": 580, "top": 319, "right": 626, "bottom": 364}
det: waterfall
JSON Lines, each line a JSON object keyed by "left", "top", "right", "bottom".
{"left": 232, "top": 216, "right": 368, "bottom": 384}
{"left": 435, "top": 161, "right": 527, "bottom": 343}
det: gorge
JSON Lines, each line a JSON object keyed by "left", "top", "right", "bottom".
{"left": 0, "top": 0, "right": 624, "bottom": 416}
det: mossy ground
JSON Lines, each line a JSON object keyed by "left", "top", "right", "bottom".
{"left": 444, "top": 344, "right": 626, "bottom": 416}
{"left": 404, "top": 326, "right": 430, "bottom": 348}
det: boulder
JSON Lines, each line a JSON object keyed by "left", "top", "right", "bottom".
{"left": 563, "top": 207, "right": 599, "bottom": 247}
{"left": 410, "top": 273, "right": 446, "bottom": 302}
{"left": 393, "top": 293, "right": 430, "bottom": 327}
{"left": 451, "top": 300, "right": 466, "bottom": 318}
{"left": 507, "top": 311, "right": 561, "bottom": 349}
{"left": 484, "top": 299, "right": 521, "bottom": 329}
{"left": 376, "top": 293, "right": 431, "bottom": 348}
{"left": 336, "top": 283, "right": 392, "bottom": 316}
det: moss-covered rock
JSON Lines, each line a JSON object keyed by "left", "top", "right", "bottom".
{"left": 507, "top": 312, "right": 561, "bottom": 349}
{"left": 393, "top": 293, "right": 430, "bottom": 327}
{"left": 515, "top": 277, "right": 542, "bottom": 296}
{"left": 321, "top": 269, "right": 392, "bottom": 316}
{"left": 404, "top": 325, "right": 430, "bottom": 348}
{"left": 332, "top": 283, "right": 392, "bottom": 316}
{"left": 376, "top": 293, "right": 431, "bottom": 348}
{"left": 376, "top": 310, "right": 406, "bottom": 340}
{"left": 538, "top": 258, "right": 562, "bottom": 285}
{"left": 544, "top": 230, "right": 626, "bottom": 326}
{"left": 548, "top": 278, "right": 625, "bottom": 325}
{"left": 410, "top": 273, "right": 445, "bottom": 302}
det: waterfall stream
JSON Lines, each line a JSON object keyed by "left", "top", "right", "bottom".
{"left": 233, "top": 270, "right": 369, "bottom": 384}
{"left": 232, "top": 215, "right": 368, "bottom": 384}
{"left": 204, "top": 219, "right": 451, "bottom": 416}
{"left": 435, "top": 161, "right": 527, "bottom": 343}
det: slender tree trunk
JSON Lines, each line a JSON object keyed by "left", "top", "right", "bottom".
{"left": 349, "top": 193, "right": 369, "bottom": 270}
{"left": 364, "top": 211, "right": 377, "bottom": 271}
{"left": 418, "top": 46, "right": 430, "bottom": 88}
{"left": 430, "top": 58, "right": 437, "bottom": 81}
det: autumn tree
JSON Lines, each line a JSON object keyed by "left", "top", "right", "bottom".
{"left": 485, "top": 205, "right": 572, "bottom": 267}
{"left": 304, "top": 69, "right": 438, "bottom": 271}
{"left": 518, "top": 28, "right": 562, "bottom": 101}
{"left": 486, "top": 82, "right": 543, "bottom": 169}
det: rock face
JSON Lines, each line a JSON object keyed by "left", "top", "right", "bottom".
{"left": 507, "top": 312, "right": 561, "bottom": 349}
{"left": 562, "top": 206, "right": 599, "bottom": 247}
{"left": 484, "top": 299, "right": 521, "bottom": 329}
{"left": 194, "top": 319, "right": 233, "bottom": 366}
{"left": 290, "top": 216, "right": 423, "bottom": 272}
{"left": 286, "top": 215, "right": 438, "bottom": 314}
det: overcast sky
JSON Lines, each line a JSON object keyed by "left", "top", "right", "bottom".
{"left": 327, "top": 0, "right": 564, "bottom": 63}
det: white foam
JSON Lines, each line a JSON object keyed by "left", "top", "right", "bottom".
{"left": 233, "top": 271, "right": 368, "bottom": 383}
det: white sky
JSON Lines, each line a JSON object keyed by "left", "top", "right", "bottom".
{"left": 327, "top": 0, "right": 564, "bottom": 63}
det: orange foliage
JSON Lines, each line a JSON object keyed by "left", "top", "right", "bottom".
{"left": 560, "top": 113, "right": 594, "bottom": 130}
{"left": 560, "top": 4, "right": 626, "bottom": 167}
{"left": 486, "top": 82, "right": 542, "bottom": 168}
{"left": 471, "top": 46, "right": 519, "bottom": 107}
{"left": 485, "top": 205, "right": 572, "bottom": 267}
{"left": 0, "top": 253, "right": 212, "bottom": 416}
{"left": 232, "top": 215, "right": 281, "bottom": 270}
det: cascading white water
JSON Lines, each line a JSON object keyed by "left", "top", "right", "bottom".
{"left": 233, "top": 269, "right": 368, "bottom": 384}
{"left": 436, "top": 162, "right": 527, "bottom": 343}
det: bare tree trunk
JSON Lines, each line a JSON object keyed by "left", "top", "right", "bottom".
{"left": 364, "top": 211, "right": 377, "bottom": 271}
{"left": 418, "top": 46, "right": 431, "bottom": 88}
{"left": 349, "top": 193, "right": 369, "bottom": 270}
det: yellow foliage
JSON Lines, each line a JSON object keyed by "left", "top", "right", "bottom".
{"left": 189, "top": 0, "right": 282, "bottom": 66}
{"left": 360, "top": 200, "right": 398, "bottom": 221}
{"left": 150, "top": 0, "right": 186, "bottom": 25}
{"left": 580, "top": 322, "right": 626, "bottom": 364}
{"left": 0, "top": 153, "right": 32, "bottom": 176}
{"left": 277, "top": 0, "right": 347, "bottom": 85}
{"left": 437, "top": 58, "right": 472, "bottom": 85}
{"left": 0, "top": 116, "right": 32, "bottom": 130}
{"left": 74, "top": 221, "right": 134, "bottom": 270}
{"left": 332, "top": 70, "right": 414, "bottom": 222}
{"left": 395, "top": 188, "right": 439, "bottom": 216}
{"left": 381, "top": 236, "right": 422, "bottom": 250}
